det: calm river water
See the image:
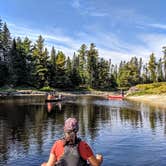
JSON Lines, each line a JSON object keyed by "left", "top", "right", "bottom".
{"left": 0, "top": 95, "right": 166, "bottom": 166}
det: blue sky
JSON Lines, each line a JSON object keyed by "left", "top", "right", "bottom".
{"left": 1, "top": 0, "right": 166, "bottom": 64}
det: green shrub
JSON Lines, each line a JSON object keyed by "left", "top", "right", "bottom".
{"left": 40, "top": 86, "right": 54, "bottom": 92}
{"left": 131, "top": 82, "right": 166, "bottom": 95}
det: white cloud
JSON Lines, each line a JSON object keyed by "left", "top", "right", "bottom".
{"left": 90, "top": 31, "right": 166, "bottom": 64}
{"left": 138, "top": 33, "right": 166, "bottom": 58}
{"left": 148, "top": 23, "right": 166, "bottom": 30}
{"left": 8, "top": 22, "right": 166, "bottom": 65}
{"left": 8, "top": 22, "right": 82, "bottom": 51}
{"left": 71, "top": 0, "right": 81, "bottom": 9}
{"left": 84, "top": 11, "right": 108, "bottom": 17}
{"left": 71, "top": 1, "right": 109, "bottom": 17}
{"left": 99, "top": 49, "right": 133, "bottom": 64}
{"left": 76, "top": 30, "right": 150, "bottom": 63}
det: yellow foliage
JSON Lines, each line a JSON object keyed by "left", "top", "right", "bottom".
{"left": 136, "top": 82, "right": 166, "bottom": 94}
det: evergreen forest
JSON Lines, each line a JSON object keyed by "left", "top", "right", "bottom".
{"left": 0, "top": 17, "right": 166, "bottom": 91}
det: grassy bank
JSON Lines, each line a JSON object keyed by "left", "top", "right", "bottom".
{"left": 126, "top": 82, "right": 166, "bottom": 108}
{"left": 127, "top": 82, "right": 166, "bottom": 96}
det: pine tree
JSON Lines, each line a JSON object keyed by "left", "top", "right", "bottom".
{"left": 8, "top": 39, "right": 20, "bottom": 86}
{"left": 128, "top": 57, "right": 141, "bottom": 85}
{"left": 55, "top": 51, "right": 66, "bottom": 71}
{"left": 0, "top": 20, "right": 8, "bottom": 86}
{"left": 148, "top": 53, "right": 157, "bottom": 82}
{"left": 54, "top": 51, "right": 67, "bottom": 88}
{"left": 117, "top": 57, "right": 141, "bottom": 87}
{"left": 138, "top": 58, "right": 142, "bottom": 82}
{"left": 8, "top": 38, "right": 30, "bottom": 86}
{"left": 142, "top": 63, "right": 149, "bottom": 83}
{"left": 15, "top": 37, "right": 28, "bottom": 85}
{"left": 32, "top": 35, "right": 49, "bottom": 88}
{"left": 0, "top": 18, "right": 3, "bottom": 60}
{"left": 66, "top": 56, "right": 72, "bottom": 74}
{"left": 77, "top": 44, "right": 88, "bottom": 84}
{"left": 97, "top": 58, "right": 114, "bottom": 89}
{"left": 70, "top": 52, "right": 81, "bottom": 87}
{"left": 117, "top": 61, "right": 131, "bottom": 87}
{"left": 65, "top": 56, "right": 73, "bottom": 87}
{"left": 0, "top": 60, "right": 8, "bottom": 86}
{"left": 87, "top": 43, "right": 99, "bottom": 88}
{"left": 0, "top": 18, "right": 8, "bottom": 86}
{"left": 48, "top": 46, "right": 57, "bottom": 87}
{"left": 111, "top": 64, "right": 118, "bottom": 81}
{"left": 22, "top": 37, "right": 34, "bottom": 86}
{"left": 50, "top": 46, "right": 56, "bottom": 68}
{"left": 0, "top": 19, "right": 10, "bottom": 86}
{"left": 2, "top": 22, "right": 11, "bottom": 62}
{"left": 163, "top": 54, "right": 166, "bottom": 81}
{"left": 162, "top": 46, "right": 166, "bottom": 81}
{"left": 157, "top": 58, "right": 163, "bottom": 82}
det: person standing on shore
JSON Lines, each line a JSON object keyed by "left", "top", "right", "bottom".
{"left": 41, "top": 118, "right": 103, "bottom": 166}
{"left": 121, "top": 89, "right": 124, "bottom": 97}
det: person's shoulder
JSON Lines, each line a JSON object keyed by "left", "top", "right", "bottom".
{"left": 51, "top": 139, "right": 64, "bottom": 155}
{"left": 78, "top": 140, "right": 94, "bottom": 159}
{"left": 54, "top": 139, "right": 64, "bottom": 146}
{"left": 79, "top": 140, "right": 91, "bottom": 148}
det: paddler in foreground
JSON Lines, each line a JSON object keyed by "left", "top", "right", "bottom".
{"left": 41, "top": 118, "right": 103, "bottom": 166}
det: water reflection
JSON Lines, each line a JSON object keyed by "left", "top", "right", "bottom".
{"left": 46, "top": 102, "right": 62, "bottom": 112}
{"left": 0, "top": 96, "right": 166, "bottom": 165}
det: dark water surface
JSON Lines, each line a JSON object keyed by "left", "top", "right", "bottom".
{"left": 0, "top": 96, "right": 166, "bottom": 166}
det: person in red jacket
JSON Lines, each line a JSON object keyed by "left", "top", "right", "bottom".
{"left": 41, "top": 118, "right": 103, "bottom": 166}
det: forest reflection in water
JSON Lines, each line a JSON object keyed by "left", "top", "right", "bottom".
{"left": 0, "top": 96, "right": 166, "bottom": 166}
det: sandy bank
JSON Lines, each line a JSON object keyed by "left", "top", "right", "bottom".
{"left": 126, "top": 94, "right": 166, "bottom": 108}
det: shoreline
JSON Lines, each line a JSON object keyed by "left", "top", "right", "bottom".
{"left": 1, "top": 90, "right": 166, "bottom": 109}
{"left": 0, "top": 90, "right": 114, "bottom": 97}
{"left": 126, "top": 94, "right": 166, "bottom": 109}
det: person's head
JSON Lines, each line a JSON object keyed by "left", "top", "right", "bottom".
{"left": 63, "top": 118, "right": 79, "bottom": 144}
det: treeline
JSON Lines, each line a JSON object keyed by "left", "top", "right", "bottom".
{"left": 0, "top": 18, "right": 166, "bottom": 90}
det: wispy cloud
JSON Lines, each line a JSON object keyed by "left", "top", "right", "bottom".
{"left": 87, "top": 11, "right": 108, "bottom": 17}
{"left": 8, "top": 22, "right": 132, "bottom": 63}
{"left": 71, "top": 0, "right": 81, "bottom": 9}
{"left": 148, "top": 23, "right": 166, "bottom": 30}
{"left": 79, "top": 10, "right": 109, "bottom": 17}
{"left": 3, "top": 0, "right": 166, "bottom": 66}
{"left": 8, "top": 23, "right": 83, "bottom": 58}
{"left": 71, "top": 0, "right": 148, "bottom": 24}
{"left": 76, "top": 29, "right": 158, "bottom": 63}
{"left": 138, "top": 33, "right": 166, "bottom": 56}
{"left": 91, "top": 31, "right": 166, "bottom": 63}
{"left": 8, "top": 23, "right": 81, "bottom": 50}
{"left": 98, "top": 49, "right": 134, "bottom": 64}
{"left": 8, "top": 21, "right": 166, "bottom": 65}
{"left": 71, "top": 1, "right": 108, "bottom": 17}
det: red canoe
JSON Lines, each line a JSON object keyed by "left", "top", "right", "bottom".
{"left": 107, "top": 95, "right": 124, "bottom": 100}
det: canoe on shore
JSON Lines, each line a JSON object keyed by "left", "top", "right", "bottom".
{"left": 107, "top": 95, "right": 124, "bottom": 100}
